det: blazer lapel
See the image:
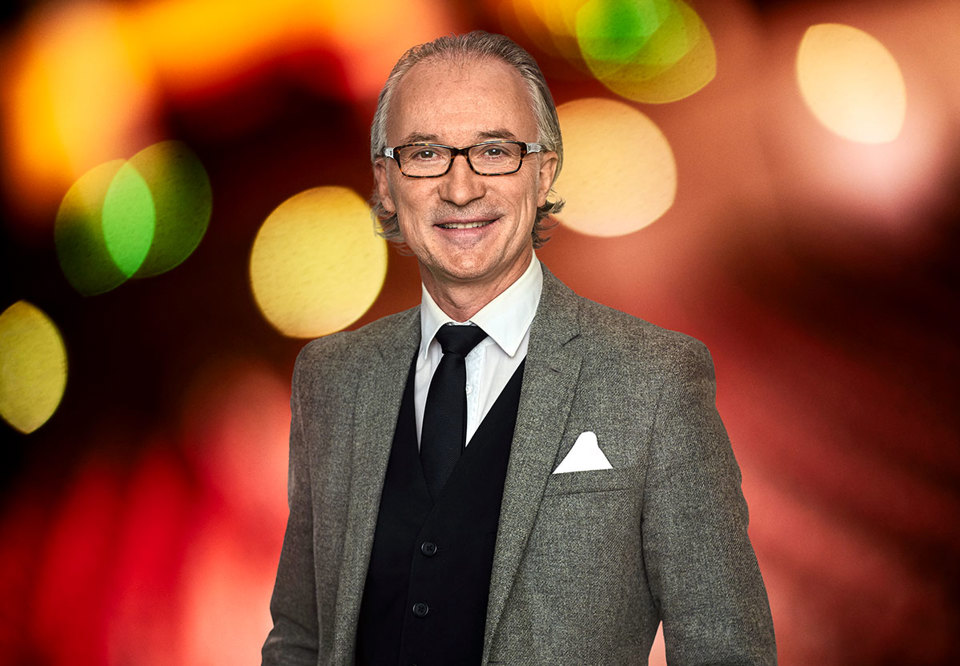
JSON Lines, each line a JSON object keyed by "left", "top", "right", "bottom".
{"left": 483, "top": 269, "right": 583, "bottom": 659}
{"left": 330, "top": 308, "right": 420, "bottom": 660}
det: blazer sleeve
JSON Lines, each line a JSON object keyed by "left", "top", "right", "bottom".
{"left": 641, "top": 338, "right": 777, "bottom": 665}
{"left": 262, "top": 351, "right": 320, "bottom": 665}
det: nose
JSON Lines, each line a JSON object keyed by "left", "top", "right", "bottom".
{"left": 437, "top": 153, "right": 485, "bottom": 207}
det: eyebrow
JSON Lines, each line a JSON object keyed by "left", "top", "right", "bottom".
{"left": 399, "top": 132, "right": 440, "bottom": 144}
{"left": 396, "top": 128, "right": 521, "bottom": 146}
{"left": 477, "top": 128, "right": 519, "bottom": 142}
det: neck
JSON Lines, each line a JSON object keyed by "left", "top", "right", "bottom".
{"left": 421, "top": 261, "right": 529, "bottom": 322}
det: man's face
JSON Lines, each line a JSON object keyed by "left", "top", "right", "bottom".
{"left": 375, "top": 57, "right": 558, "bottom": 296}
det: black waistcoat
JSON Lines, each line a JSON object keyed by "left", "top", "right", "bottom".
{"left": 355, "top": 356, "right": 525, "bottom": 665}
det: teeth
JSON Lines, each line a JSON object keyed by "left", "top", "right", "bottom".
{"left": 439, "top": 220, "right": 491, "bottom": 229}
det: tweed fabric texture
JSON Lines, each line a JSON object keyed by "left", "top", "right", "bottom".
{"left": 262, "top": 268, "right": 777, "bottom": 665}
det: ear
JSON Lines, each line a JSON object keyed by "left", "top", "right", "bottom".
{"left": 536, "top": 151, "right": 559, "bottom": 207}
{"left": 374, "top": 158, "right": 396, "bottom": 213}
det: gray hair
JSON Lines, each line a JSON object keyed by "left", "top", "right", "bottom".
{"left": 370, "top": 31, "right": 564, "bottom": 248}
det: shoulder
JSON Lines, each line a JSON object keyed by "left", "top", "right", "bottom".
{"left": 575, "top": 296, "right": 709, "bottom": 370}
{"left": 539, "top": 269, "right": 711, "bottom": 378}
{"left": 293, "top": 306, "right": 419, "bottom": 384}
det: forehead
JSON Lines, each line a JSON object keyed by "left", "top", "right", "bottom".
{"left": 387, "top": 56, "right": 537, "bottom": 144}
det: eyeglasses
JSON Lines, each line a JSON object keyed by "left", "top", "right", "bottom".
{"left": 382, "top": 140, "right": 544, "bottom": 178}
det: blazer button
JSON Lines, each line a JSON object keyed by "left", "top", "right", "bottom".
{"left": 420, "top": 541, "right": 438, "bottom": 557}
{"left": 412, "top": 602, "right": 429, "bottom": 618}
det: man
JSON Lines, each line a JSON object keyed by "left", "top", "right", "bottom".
{"left": 263, "top": 31, "right": 776, "bottom": 665}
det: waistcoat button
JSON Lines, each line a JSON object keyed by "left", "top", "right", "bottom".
{"left": 412, "top": 602, "right": 429, "bottom": 617}
{"left": 420, "top": 541, "right": 438, "bottom": 556}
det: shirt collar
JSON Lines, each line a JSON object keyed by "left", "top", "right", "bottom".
{"left": 419, "top": 253, "right": 543, "bottom": 360}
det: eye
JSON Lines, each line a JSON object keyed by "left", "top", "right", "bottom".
{"left": 475, "top": 143, "right": 520, "bottom": 161}
{"left": 398, "top": 145, "right": 448, "bottom": 163}
{"left": 479, "top": 144, "right": 514, "bottom": 160}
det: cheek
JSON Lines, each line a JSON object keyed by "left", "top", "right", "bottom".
{"left": 389, "top": 181, "right": 410, "bottom": 214}
{"left": 393, "top": 181, "right": 432, "bottom": 214}
{"left": 395, "top": 213, "right": 416, "bottom": 239}
{"left": 521, "top": 179, "right": 542, "bottom": 216}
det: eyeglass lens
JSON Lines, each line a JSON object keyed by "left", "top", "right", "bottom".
{"left": 396, "top": 142, "right": 524, "bottom": 176}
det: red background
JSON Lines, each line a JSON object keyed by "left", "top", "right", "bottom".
{"left": 1, "top": 1, "right": 958, "bottom": 663}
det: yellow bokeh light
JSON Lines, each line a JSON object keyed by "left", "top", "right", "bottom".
{"left": 0, "top": 301, "right": 68, "bottom": 434}
{"left": 554, "top": 98, "right": 676, "bottom": 236}
{"left": 797, "top": 23, "right": 907, "bottom": 144}
{"left": 250, "top": 186, "right": 387, "bottom": 338}
{"left": 507, "top": 0, "right": 571, "bottom": 59}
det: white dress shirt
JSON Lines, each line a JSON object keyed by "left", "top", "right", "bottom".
{"left": 416, "top": 254, "right": 543, "bottom": 446}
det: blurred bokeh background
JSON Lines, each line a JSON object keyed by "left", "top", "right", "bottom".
{"left": 1, "top": 0, "right": 958, "bottom": 663}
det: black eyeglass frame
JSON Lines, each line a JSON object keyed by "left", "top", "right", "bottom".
{"left": 382, "top": 140, "right": 545, "bottom": 178}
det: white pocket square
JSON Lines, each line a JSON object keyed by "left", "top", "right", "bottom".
{"left": 552, "top": 431, "right": 613, "bottom": 474}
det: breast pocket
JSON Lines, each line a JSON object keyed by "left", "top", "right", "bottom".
{"left": 510, "top": 465, "right": 645, "bottom": 649}
{"left": 533, "top": 465, "right": 642, "bottom": 561}
{"left": 543, "top": 465, "right": 638, "bottom": 496}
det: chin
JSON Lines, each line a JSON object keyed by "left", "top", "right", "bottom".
{"left": 431, "top": 256, "right": 491, "bottom": 281}
{"left": 443, "top": 265, "right": 491, "bottom": 283}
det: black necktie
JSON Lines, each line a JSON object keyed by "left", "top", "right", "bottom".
{"left": 420, "top": 324, "right": 488, "bottom": 499}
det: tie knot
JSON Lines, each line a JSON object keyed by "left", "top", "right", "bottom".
{"left": 435, "top": 324, "right": 487, "bottom": 357}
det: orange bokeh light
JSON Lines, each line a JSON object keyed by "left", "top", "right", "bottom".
{"left": 1, "top": 0, "right": 458, "bottom": 229}
{"left": 3, "top": 3, "right": 159, "bottom": 222}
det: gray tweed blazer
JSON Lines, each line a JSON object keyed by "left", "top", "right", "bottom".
{"left": 263, "top": 268, "right": 777, "bottom": 665}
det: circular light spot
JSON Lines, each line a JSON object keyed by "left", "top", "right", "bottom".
{"left": 102, "top": 161, "right": 155, "bottom": 277}
{"left": 249, "top": 187, "right": 387, "bottom": 338}
{"left": 509, "top": 0, "right": 585, "bottom": 60}
{"left": 55, "top": 160, "right": 132, "bottom": 295}
{"left": 577, "top": 0, "right": 679, "bottom": 65}
{"left": 127, "top": 141, "right": 212, "bottom": 277}
{"left": 0, "top": 301, "right": 68, "bottom": 434}
{"left": 576, "top": 0, "right": 716, "bottom": 103}
{"left": 797, "top": 24, "right": 907, "bottom": 144}
{"left": 54, "top": 141, "right": 210, "bottom": 295}
{"left": 554, "top": 98, "right": 676, "bottom": 236}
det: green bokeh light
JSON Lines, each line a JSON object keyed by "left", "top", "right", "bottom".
{"left": 577, "top": 0, "right": 671, "bottom": 64}
{"left": 576, "top": 0, "right": 715, "bottom": 103}
{"left": 55, "top": 141, "right": 211, "bottom": 295}
{"left": 55, "top": 160, "right": 131, "bottom": 295}
{"left": 102, "top": 161, "right": 156, "bottom": 277}
{"left": 129, "top": 141, "right": 212, "bottom": 277}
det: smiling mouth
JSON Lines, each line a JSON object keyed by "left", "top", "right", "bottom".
{"left": 436, "top": 220, "right": 495, "bottom": 230}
